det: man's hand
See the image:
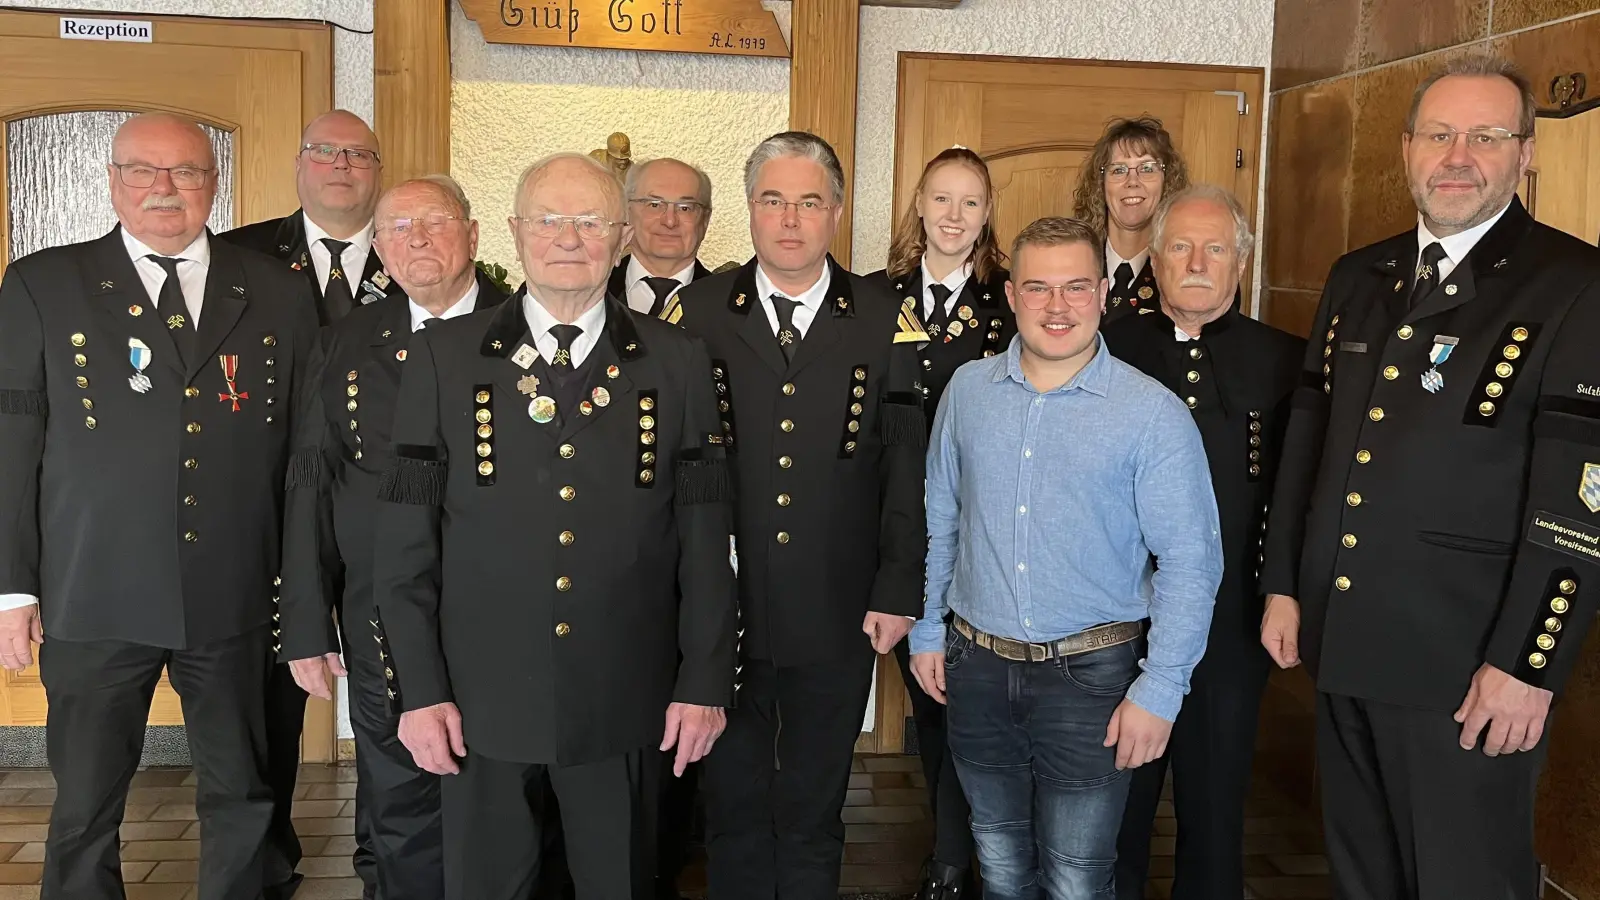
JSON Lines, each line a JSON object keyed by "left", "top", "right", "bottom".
{"left": 0, "top": 605, "right": 43, "bottom": 671}
{"left": 398, "top": 702, "right": 466, "bottom": 775}
{"left": 1103, "top": 699, "right": 1172, "bottom": 770}
{"left": 1453, "top": 663, "right": 1554, "bottom": 756}
{"left": 863, "top": 612, "right": 913, "bottom": 655}
{"left": 1260, "top": 594, "right": 1301, "bottom": 668}
{"left": 288, "top": 653, "right": 348, "bottom": 701}
{"left": 661, "top": 703, "right": 727, "bottom": 777}
{"left": 910, "top": 651, "right": 946, "bottom": 705}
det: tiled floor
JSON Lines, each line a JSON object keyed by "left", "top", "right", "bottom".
{"left": 0, "top": 756, "right": 1331, "bottom": 899}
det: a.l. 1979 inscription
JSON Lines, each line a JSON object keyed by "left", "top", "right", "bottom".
{"left": 465, "top": 0, "right": 789, "bottom": 58}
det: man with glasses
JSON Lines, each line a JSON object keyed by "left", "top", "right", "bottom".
{"left": 908, "top": 215, "right": 1221, "bottom": 900}
{"left": 610, "top": 158, "right": 715, "bottom": 323}
{"left": 675, "top": 131, "right": 929, "bottom": 900}
{"left": 0, "top": 112, "right": 319, "bottom": 900}
{"left": 1259, "top": 56, "right": 1600, "bottom": 899}
{"left": 220, "top": 107, "right": 387, "bottom": 900}
{"left": 1104, "top": 185, "right": 1304, "bottom": 900}
{"left": 1071, "top": 116, "right": 1189, "bottom": 326}
{"left": 224, "top": 110, "right": 387, "bottom": 326}
{"left": 372, "top": 152, "right": 736, "bottom": 900}
{"left": 277, "top": 175, "right": 507, "bottom": 900}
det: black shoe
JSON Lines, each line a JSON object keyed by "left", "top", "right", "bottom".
{"left": 917, "top": 860, "right": 971, "bottom": 900}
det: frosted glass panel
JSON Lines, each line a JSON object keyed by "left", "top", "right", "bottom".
{"left": 7, "top": 111, "right": 235, "bottom": 262}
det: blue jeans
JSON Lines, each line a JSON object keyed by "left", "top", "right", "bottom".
{"left": 945, "top": 629, "right": 1144, "bottom": 900}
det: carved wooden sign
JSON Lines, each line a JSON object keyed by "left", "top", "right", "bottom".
{"left": 459, "top": 0, "right": 790, "bottom": 58}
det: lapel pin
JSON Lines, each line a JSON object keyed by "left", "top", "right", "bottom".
{"left": 381, "top": 329, "right": 392, "bottom": 339}
{"left": 592, "top": 386, "right": 611, "bottom": 407}
{"left": 606, "top": 365, "right": 620, "bottom": 380}
{"left": 1445, "top": 284, "right": 1458, "bottom": 296}
{"left": 734, "top": 293, "right": 747, "bottom": 307}
{"left": 100, "top": 280, "right": 115, "bottom": 290}
{"left": 1394, "top": 280, "right": 1404, "bottom": 292}
{"left": 626, "top": 342, "right": 638, "bottom": 352}
{"left": 517, "top": 374, "right": 541, "bottom": 395}
{"left": 372, "top": 271, "right": 391, "bottom": 289}
{"left": 529, "top": 396, "right": 557, "bottom": 424}
{"left": 167, "top": 315, "right": 186, "bottom": 330}
{"left": 510, "top": 344, "right": 538, "bottom": 369}
{"left": 396, "top": 350, "right": 408, "bottom": 362}
{"left": 278, "top": 244, "right": 291, "bottom": 253}
{"left": 580, "top": 400, "right": 594, "bottom": 416}
{"left": 233, "top": 286, "right": 245, "bottom": 295}
{"left": 491, "top": 339, "right": 504, "bottom": 351}
{"left": 128, "top": 304, "right": 143, "bottom": 316}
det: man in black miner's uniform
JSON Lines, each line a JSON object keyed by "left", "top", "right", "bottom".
{"left": 866, "top": 145, "right": 1013, "bottom": 899}
{"left": 219, "top": 108, "right": 388, "bottom": 897}
{"left": 1259, "top": 56, "right": 1600, "bottom": 899}
{"left": 676, "top": 131, "right": 929, "bottom": 900}
{"left": 278, "top": 175, "right": 507, "bottom": 900}
{"left": 612, "top": 157, "right": 714, "bottom": 321}
{"left": 1105, "top": 184, "right": 1303, "bottom": 900}
{"left": 374, "top": 152, "right": 737, "bottom": 900}
{"left": 0, "top": 113, "right": 319, "bottom": 900}
{"left": 1071, "top": 116, "right": 1190, "bottom": 326}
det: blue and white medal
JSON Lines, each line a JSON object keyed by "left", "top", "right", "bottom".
{"left": 128, "top": 338, "right": 153, "bottom": 393}
{"left": 1420, "top": 335, "right": 1458, "bottom": 394}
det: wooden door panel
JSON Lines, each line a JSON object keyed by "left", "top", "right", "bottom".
{"left": 0, "top": 10, "right": 330, "bottom": 750}
{"left": 988, "top": 149, "right": 1089, "bottom": 252}
{"left": 1528, "top": 111, "right": 1600, "bottom": 245}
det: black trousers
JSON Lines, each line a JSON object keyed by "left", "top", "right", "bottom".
{"left": 1317, "top": 691, "right": 1545, "bottom": 900}
{"left": 264, "top": 662, "right": 307, "bottom": 898}
{"left": 891, "top": 638, "right": 972, "bottom": 869}
{"left": 1114, "top": 647, "right": 1270, "bottom": 900}
{"left": 703, "top": 650, "right": 875, "bottom": 900}
{"left": 656, "top": 753, "right": 700, "bottom": 898}
{"left": 40, "top": 626, "right": 274, "bottom": 900}
{"left": 443, "top": 747, "right": 658, "bottom": 900}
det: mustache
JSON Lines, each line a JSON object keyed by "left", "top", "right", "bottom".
{"left": 1179, "top": 275, "right": 1215, "bottom": 290}
{"left": 140, "top": 195, "right": 186, "bottom": 211}
{"left": 1429, "top": 166, "right": 1484, "bottom": 189}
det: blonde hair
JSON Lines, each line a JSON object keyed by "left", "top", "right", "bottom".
{"left": 1011, "top": 216, "right": 1104, "bottom": 277}
{"left": 886, "top": 148, "right": 1007, "bottom": 282}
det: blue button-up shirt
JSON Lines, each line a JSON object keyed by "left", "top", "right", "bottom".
{"left": 911, "top": 334, "right": 1223, "bottom": 721}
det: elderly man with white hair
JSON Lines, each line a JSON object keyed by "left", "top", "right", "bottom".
{"left": 1103, "top": 183, "right": 1305, "bottom": 900}
{"left": 370, "top": 151, "right": 737, "bottom": 900}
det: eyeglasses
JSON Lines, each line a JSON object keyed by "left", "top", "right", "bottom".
{"left": 511, "top": 214, "right": 621, "bottom": 240}
{"left": 301, "top": 143, "right": 381, "bottom": 168}
{"left": 1102, "top": 161, "right": 1165, "bottom": 181}
{"left": 629, "top": 198, "right": 709, "bottom": 219}
{"left": 1409, "top": 127, "right": 1529, "bottom": 151}
{"left": 111, "top": 163, "right": 214, "bottom": 190}
{"left": 377, "top": 214, "right": 467, "bottom": 238}
{"left": 1016, "top": 282, "right": 1100, "bottom": 310}
{"left": 750, "top": 197, "right": 834, "bottom": 219}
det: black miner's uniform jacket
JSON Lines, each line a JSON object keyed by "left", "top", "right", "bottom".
{"left": 673, "top": 258, "right": 929, "bottom": 667}
{"left": 0, "top": 227, "right": 318, "bottom": 649}
{"left": 370, "top": 293, "right": 739, "bottom": 765}
{"left": 1261, "top": 199, "right": 1600, "bottom": 707}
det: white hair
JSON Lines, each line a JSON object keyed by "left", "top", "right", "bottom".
{"left": 512, "top": 152, "right": 623, "bottom": 219}
{"left": 1150, "top": 184, "right": 1255, "bottom": 261}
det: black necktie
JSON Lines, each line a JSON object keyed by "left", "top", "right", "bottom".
{"left": 320, "top": 238, "right": 355, "bottom": 322}
{"left": 928, "top": 284, "right": 953, "bottom": 331}
{"left": 771, "top": 295, "right": 802, "bottom": 364}
{"left": 549, "top": 323, "right": 583, "bottom": 370}
{"left": 1409, "top": 242, "right": 1449, "bottom": 309}
{"left": 643, "top": 277, "right": 679, "bottom": 317}
{"left": 147, "top": 255, "right": 195, "bottom": 366}
{"left": 1114, "top": 262, "right": 1135, "bottom": 294}
{"left": 419, "top": 318, "right": 440, "bottom": 330}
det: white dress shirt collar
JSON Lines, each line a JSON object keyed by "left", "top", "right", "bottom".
{"left": 122, "top": 228, "right": 211, "bottom": 323}
{"left": 523, "top": 293, "right": 609, "bottom": 368}
{"left": 624, "top": 256, "right": 696, "bottom": 315}
{"left": 302, "top": 212, "right": 375, "bottom": 288}
{"left": 409, "top": 280, "right": 481, "bottom": 333}
{"left": 121, "top": 228, "right": 210, "bottom": 268}
{"left": 754, "top": 263, "right": 831, "bottom": 338}
{"left": 919, "top": 257, "right": 972, "bottom": 319}
{"left": 1415, "top": 201, "right": 1511, "bottom": 282}
{"left": 1105, "top": 240, "right": 1149, "bottom": 286}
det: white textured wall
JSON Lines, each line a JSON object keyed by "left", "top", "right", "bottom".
{"left": 450, "top": 2, "right": 792, "bottom": 281}
{"left": 851, "top": 0, "right": 1275, "bottom": 278}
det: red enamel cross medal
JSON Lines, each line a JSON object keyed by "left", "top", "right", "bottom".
{"left": 218, "top": 354, "right": 249, "bottom": 411}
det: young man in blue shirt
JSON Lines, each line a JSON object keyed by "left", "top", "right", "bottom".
{"left": 910, "top": 216, "right": 1223, "bottom": 900}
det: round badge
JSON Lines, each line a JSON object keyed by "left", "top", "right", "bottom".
{"left": 947, "top": 321, "right": 964, "bottom": 338}
{"left": 606, "top": 365, "right": 621, "bottom": 380}
{"left": 1138, "top": 286, "right": 1154, "bottom": 300}
{"left": 592, "top": 387, "right": 611, "bottom": 408}
{"left": 580, "top": 401, "right": 594, "bottom": 416}
{"left": 529, "top": 396, "right": 557, "bottom": 423}
{"left": 957, "top": 305, "right": 974, "bottom": 321}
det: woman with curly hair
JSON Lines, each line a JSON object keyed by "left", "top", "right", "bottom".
{"left": 866, "top": 146, "right": 1016, "bottom": 900}
{"left": 1070, "top": 116, "right": 1189, "bottom": 325}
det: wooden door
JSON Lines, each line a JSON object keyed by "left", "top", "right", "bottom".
{"left": 0, "top": 9, "right": 334, "bottom": 758}
{"left": 866, "top": 53, "right": 1264, "bottom": 753}
{"left": 1520, "top": 106, "right": 1600, "bottom": 245}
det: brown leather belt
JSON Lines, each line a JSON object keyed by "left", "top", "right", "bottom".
{"left": 952, "top": 614, "right": 1142, "bottom": 662}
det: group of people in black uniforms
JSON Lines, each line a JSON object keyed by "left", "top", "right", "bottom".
{"left": 0, "top": 52, "right": 1596, "bottom": 900}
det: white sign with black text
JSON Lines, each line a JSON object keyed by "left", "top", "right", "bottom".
{"left": 59, "top": 17, "right": 154, "bottom": 43}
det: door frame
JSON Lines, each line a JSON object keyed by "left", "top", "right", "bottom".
{"left": 0, "top": 8, "right": 337, "bottom": 763}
